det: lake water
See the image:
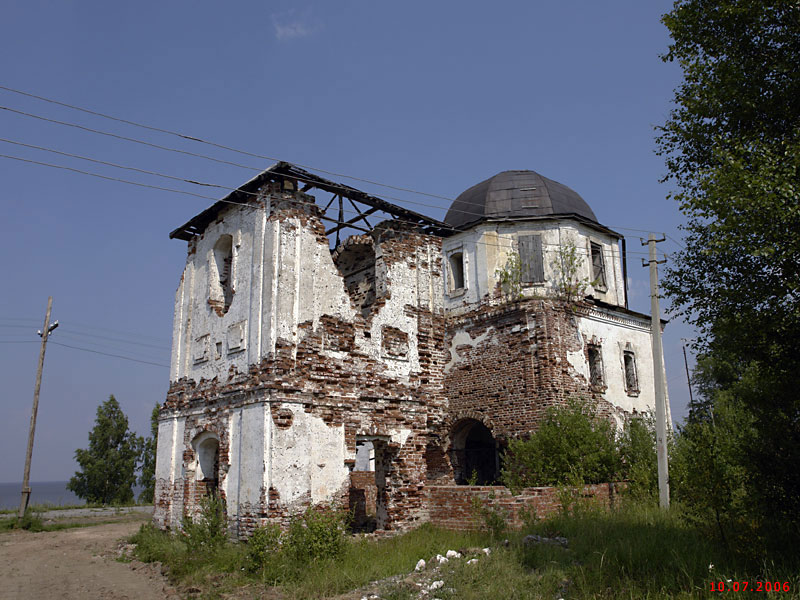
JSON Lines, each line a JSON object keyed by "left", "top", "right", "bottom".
{"left": 0, "top": 481, "right": 83, "bottom": 510}
{"left": 0, "top": 481, "right": 143, "bottom": 510}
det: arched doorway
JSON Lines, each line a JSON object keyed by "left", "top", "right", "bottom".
{"left": 450, "top": 419, "right": 499, "bottom": 485}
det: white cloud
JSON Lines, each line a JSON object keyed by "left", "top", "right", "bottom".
{"left": 272, "top": 11, "right": 320, "bottom": 41}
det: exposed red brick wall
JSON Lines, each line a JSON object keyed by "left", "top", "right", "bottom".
{"left": 427, "top": 483, "right": 623, "bottom": 530}
{"left": 349, "top": 471, "right": 377, "bottom": 527}
{"left": 443, "top": 299, "right": 619, "bottom": 444}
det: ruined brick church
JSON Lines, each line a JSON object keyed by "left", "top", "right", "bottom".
{"left": 153, "top": 162, "right": 668, "bottom": 536}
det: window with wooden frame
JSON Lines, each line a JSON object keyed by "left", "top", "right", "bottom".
{"left": 590, "top": 242, "right": 607, "bottom": 291}
{"left": 588, "top": 343, "right": 605, "bottom": 389}
{"left": 623, "top": 349, "right": 639, "bottom": 394}
{"left": 518, "top": 234, "right": 544, "bottom": 284}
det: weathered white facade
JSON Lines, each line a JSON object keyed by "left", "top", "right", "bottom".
{"left": 154, "top": 164, "right": 669, "bottom": 535}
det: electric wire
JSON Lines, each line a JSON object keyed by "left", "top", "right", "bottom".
{"left": 0, "top": 101, "right": 674, "bottom": 237}
{"left": 57, "top": 321, "right": 170, "bottom": 344}
{"left": 0, "top": 104, "right": 264, "bottom": 171}
{"left": 0, "top": 152, "right": 654, "bottom": 259}
{"left": 0, "top": 84, "right": 699, "bottom": 238}
{"left": 0, "top": 137, "right": 223, "bottom": 189}
{"left": 54, "top": 336, "right": 169, "bottom": 364}
{"left": 666, "top": 234, "right": 686, "bottom": 250}
{"left": 0, "top": 85, "right": 457, "bottom": 202}
{"left": 49, "top": 341, "right": 169, "bottom": 368}
{"left": 57, "top": 329, "right": 169, "bottom": 351}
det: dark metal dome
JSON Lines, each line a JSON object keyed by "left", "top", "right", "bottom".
{"left": 444, "top": 170, "right": 598, "bottom": 229}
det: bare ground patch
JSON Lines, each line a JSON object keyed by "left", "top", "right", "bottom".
{"left": 0, "top": 514, "right": 177, "bottom": 599}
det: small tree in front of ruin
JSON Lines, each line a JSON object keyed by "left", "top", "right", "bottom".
{"left": 68, "top": 395, "right": 143, "bottom": 505}
{"left": 138, "top": 403, "right": 160, "bottom": 503}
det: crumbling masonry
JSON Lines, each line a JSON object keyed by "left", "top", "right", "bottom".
{"left": 153, "top": 163, "right": 668, "bottom": 536}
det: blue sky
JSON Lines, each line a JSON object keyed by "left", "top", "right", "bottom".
{"left": 0, "top": 1, "right": 692, "bottom": 483}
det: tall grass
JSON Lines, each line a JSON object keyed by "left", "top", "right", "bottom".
{"left": 130, "top": 501, "right": 800, "bottom": 599}
{"left": 426, "top": 501, "right": 800, "bottom": 599}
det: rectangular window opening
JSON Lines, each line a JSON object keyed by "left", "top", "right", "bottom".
{"left": 590, "top": 242, "right": 607, "bottom": 290}
{"left": 588, "top": 344, "right": 604, "bottom": 388}
{"left": 624, "top": 350, "right": 639, "bottom": 393}
{"left": 448, "top": 251, "right": 465, "bottom": 291}
{"left": 519, "top": 235, "right": 544, "bottom": 284}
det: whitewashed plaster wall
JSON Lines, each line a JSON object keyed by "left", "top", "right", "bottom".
{"left": 441, "top": 220, "right": 626, "bottom": 313}
{"left": 154, "top": 415, "right": 186, "bottom": 527}
{"left": 162, "top": 194, "right": 444, "bottom": 525}
{"left": 170, "top": 198, "right": 442, "bottom": 386}
{"left": 170, "top": 198, "right": 356, "bottom": 383}
{"left": 569, "top": 307, "right": 671, "bottom": 424}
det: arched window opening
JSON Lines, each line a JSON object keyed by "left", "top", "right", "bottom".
{"left": 448, "top": 252, "right": 464, "bottom": 291}
{"left": 210, "top": 234, "right": 234, "bottom": 315}
{"left": 450, "top": 419, "right": 498, "bottom": 485}
{"left": 193, "top": 433, "right": 220, "bottom": 497}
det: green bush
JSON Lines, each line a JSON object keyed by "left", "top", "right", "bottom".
{"left": 470, "top": 495, "right": 508, "bottom": 540}
{"left": 131, "top": 522, "right": 185, "bottom": 565}
{"left": 246, "top": 523, "right": 282, "bottom": 573}
{"left": 502, "top": 398, "right": 621, "bottom": 489}
{"left": 182, "top": 494, "right": 228, "bottom": 555}
{"left": 284, "top": 506, "right": 348, "bottom": 563}
{"left": 618, "top": 413, "right": 659, "bottom": 500}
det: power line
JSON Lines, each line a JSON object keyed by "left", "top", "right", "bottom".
{"left": 57, "top": 329, "right": 170, "bottom": 351}
{"left": 55, "top": 335, "right": 169, "bottom": 362}
{"left": 0, "top": 318, "right": 41, "bottom": 323}
{"left": 0, "top": 152, "right": 231, "bottom": 202}
{"left": 0, "top": 84, "right": 457, "bottom": 202}
{"left": 0, "top": 104, "right": 264, "bottom": 171}
{"left": 49, "top": 341, "right": 169, "bottom": 368}
{"left": 0, "top": 151, "right": 653, "bottom": 259}
{"left": 666, "top": 234, "right": 686, "bottom": 250}
{"left": 54, "top": 320, "right": 169, "bottom": 344}
{"left": 0, "top": 97, "right": 676, "bottom": 234}
{"left": 0, "top": 105, "right": 676, "bottom": 241}
{"left": 0, "top": 137, "right": 224, "bottom": 190}
{"left": 0, "top": 86, "right": 682, "bottom": 239}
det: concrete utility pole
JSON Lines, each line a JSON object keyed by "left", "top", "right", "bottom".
{"left": 682, "top": 341, "right": 694, "bottom": 407}
{"left": 18, "top": 296, "right": 58, "bottom": 521}
{"left": 642, "top": 235, "right": 670, "bottom": 509}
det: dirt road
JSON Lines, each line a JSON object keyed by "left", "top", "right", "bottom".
{"left": 0, "top": 515, "right": 176, "bottom": 599}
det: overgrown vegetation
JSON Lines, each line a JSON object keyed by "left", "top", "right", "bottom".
{"left": 658, "top": 0, "right": 800, "bottom": 557}
{"left": 500, "top": 397, "right": 657, "bottom": 497}
{"left": 495, "top": 251, "right": 523, "bottom": 301}
{"left": 501, "top": 398, "right": 621, "bottom": 490}
{"left": 0, "top": 509, "right": 124, "bottom": 533}
{"left": 131, "top": 502, "right": 489, "bottom": 598}
{"left": 130, "top": 499, "right": 799, "bottom": 599}
{"left": 552, "top": 242, "right": 589, "bottom": 303}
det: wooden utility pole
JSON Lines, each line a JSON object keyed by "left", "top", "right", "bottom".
{"left": 642, "top": 235, "right": 670, "bottom": 509}
{"left": 18, "top": 296, "right": 58, "bottom": 520}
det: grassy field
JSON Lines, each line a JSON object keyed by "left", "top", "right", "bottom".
{"left": 127, "top": 500, "right": 800, "bottom": 599}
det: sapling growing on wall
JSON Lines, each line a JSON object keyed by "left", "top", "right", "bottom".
{"left": 552, "top": 242, "right": 589, "bottom": 304}
{"left": 495, "top": 251, "right": 523, "bottom": 301}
